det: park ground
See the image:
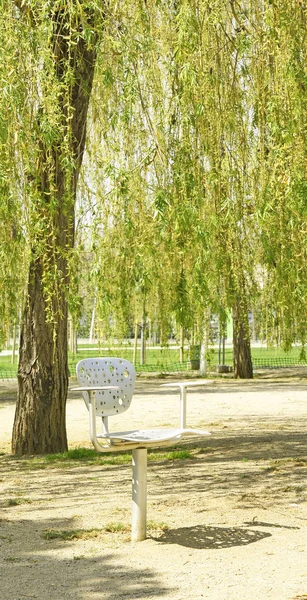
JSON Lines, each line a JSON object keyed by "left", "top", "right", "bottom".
{"left": 0, "top": 369, "right": 306, "bottom": 600}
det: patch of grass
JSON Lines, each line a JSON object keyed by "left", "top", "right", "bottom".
{"left": 42, "top": 523, "right": 131, "bottom": 540}
{"left": 7, "top": 445, "right": 197, "bottom": 471}
{"left": 20, "top": 449, "right": 133, "bottom": 469}
{"left": 0, "top": 535, "right": 12, "bottom": 542}
{"left": 104, "top": 522, "right": 130, "bottom": 533}
{"left": 41, "top": 528, "right": 101, "bottom": 541}
{"left": 147, "top": 520, "right": 169, "bottom": 532}
{"left": 102, "top": 453, "right": 134, "bottom": 465}
{"left": 4, "top": 497, "right": 32, "bottom": 507}
{"left": 264, "top": 465, "right": 279, "bottom": 473}
{"left": 167, "top": 449, "right": 192, "bottom": 460}
{"left": 148, "top": 448, "right": 193, "bottom": 461}
{"left": 295, "top": 485, "right": 306, "bottom": 493}
{"left": 104, "top": 520, "right": 168, "bottom": 534}
{"left": 4, "top": 557, "right": 18, "bottom": 562}
{"left": 6, "top": 498, "right": 21, "bottom": 507}
{"left": 282, "top": 485, "right": 306, "bottom": 494}
{"left": 45, "top": 447, "right": 97, "bottom": 461}
{"left": 238, "top": 492, "right": 258, "bottom": 503}
{"left": 267, "top": 457, "right": 307, "bottom": 470}
{"left": 48, "top": 448, "right": 133, "bottom": 466}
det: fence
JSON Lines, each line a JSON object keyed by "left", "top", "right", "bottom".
{"left": 1, "top": 346, "right": 306, "bottom": 380}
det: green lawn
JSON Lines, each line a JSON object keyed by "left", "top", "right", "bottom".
{"left": 0, "top": 344, "right": 306, "bottom": 379}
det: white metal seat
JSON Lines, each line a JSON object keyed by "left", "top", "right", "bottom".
{"left": 72, "top": 357, "right": 211, "bottom": 541}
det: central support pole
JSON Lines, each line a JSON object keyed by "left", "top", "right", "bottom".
{"left": 131, "top": 448, "right": 147, "bottom": 541}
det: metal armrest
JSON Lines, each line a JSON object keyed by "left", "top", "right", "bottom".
{"left": 161, "top": 380, "right": 211, "bottom": 428}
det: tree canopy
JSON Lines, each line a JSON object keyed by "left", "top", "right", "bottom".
{"left": 0, "top": 0, "right": 306, "bottom": 452}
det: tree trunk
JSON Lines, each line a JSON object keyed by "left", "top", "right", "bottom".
{"left": 233, "top": 300, "right": 253, "bottom": 379}
{"left": 140, "top": 301, "right": 147, "bottom": 366}
{"left": 148, "top": 319, "right": 152, "bottom": 346}
{"left": 12, "top": 5, "right": 97, "bottom": 454}
{"left": 89, "top": 297, "right": 97, "bottom": 343}
{"left": 179, "top": 326, "right": 184, "bottom": 363}
{"left": 69, "top": 318, "right": 78, "bottom": 355}
{"left": 11, "top": 319, "right": 17, "bottom": 365}
{"left": 13, "top": 258, "right": 69, "bottom": 454}
{"left": 200, "top": 308, "right": 210, "bottom": 376}
{"left": 133, "top": 322, "right": 138, "bottom": 366}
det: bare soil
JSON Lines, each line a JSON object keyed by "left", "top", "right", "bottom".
{"left": 0, "top": 369, "right": 306, "bottom": 600}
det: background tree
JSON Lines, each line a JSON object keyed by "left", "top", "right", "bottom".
{"left": 78, "top": 1, "right": 259, "bottom": 377}
{"left": 0, "top": 5, "right": 28, "bottom": 349}
{"left": 251, "top": 1, "right": 307, "bottom": 355}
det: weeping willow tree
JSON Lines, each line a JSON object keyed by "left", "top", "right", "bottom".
{"left": 0, "top": 6, "right": 28, "bottom": 348}
{"left": 90, "top": 1, "right": 307, "bottom": 377}
{"left": 77, "top": 2, "right": 260, "bottom": 377}
{"left": 80, "top": 1, "right": 180, "bottom": 343}
{"left": 251, "top": 1, "right": 307, "bottom": 355}
{"left": 163, "top": 1, "right": 258, "bottom": 377}
{"left": 83, "top": 2, "right": 222, "bottom": 353}
{"left": 88, "top": 1, "right": 258, "bottom": 376}
{"left": 2, "top": 0, "right": 307, "bottom": 454}
{"left": 200, "top": 2, "right": 258, "bottom": 378}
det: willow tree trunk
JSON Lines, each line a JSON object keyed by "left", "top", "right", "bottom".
{"left": 140, "top": 301, "right": 147, "bottom": 366}
{"left": 232, "top": 300, "right": 253, "bottom": 379}
{"left": 12, "top": 6, "right": 97, "bottom": 454}
{"left": 13, "top": 257, "right": 69, "bottom": 454}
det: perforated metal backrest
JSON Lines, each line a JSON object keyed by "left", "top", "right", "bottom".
{"left": 76, "top": 357, "right": 136, "bottom": 417}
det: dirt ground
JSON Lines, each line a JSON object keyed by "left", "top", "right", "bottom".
{"left": 0, "top": 369, "right": 306, "bottom": 600}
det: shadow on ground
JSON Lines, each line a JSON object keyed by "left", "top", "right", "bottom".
{"left": 153, "top": 524, "right": 271, "bottom": 549}
{"left": 0, "top": 515, "right": 169, "bottom": 600}
{"left": 0, "top": 423, "right": 306, "bottom": 509}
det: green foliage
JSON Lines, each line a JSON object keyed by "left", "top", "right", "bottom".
{"left": 41, "top": 528, "right": 101, "bottom": 541}
{"left": 250, "top": 1, "right": 307, "bottom": 349}
{"left": 0, "top": 0, "right": 103, "bottom": 339}
{"left": 1, "top": 0, "right": 307, "bottom": 364}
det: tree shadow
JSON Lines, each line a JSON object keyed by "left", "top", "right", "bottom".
{"left": 152, "top": 524, "right": 271, "bottom": 549}
{"left": 0, "top": 422, "right": 305, "bottom": 511}
{"left": 192, "top": 429, "right": 307, "bottom": 463}
{"left": 244, "top": 519, "right": 300, "bottom": 530}
{"left": 1, "top": 372, "right": 307, "bottom": 405}
{"left": 0, "top": 382, "right": 18, "bottom": 405}
{"left": 133, "top": 374, "right": 307, "bottom": 396}
{"left": 0, "top": 515, "right": 169, "bottom": 600}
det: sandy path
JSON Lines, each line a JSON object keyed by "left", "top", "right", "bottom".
{"left": 0, "top": 372, "right": 306, "bottom": 600}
